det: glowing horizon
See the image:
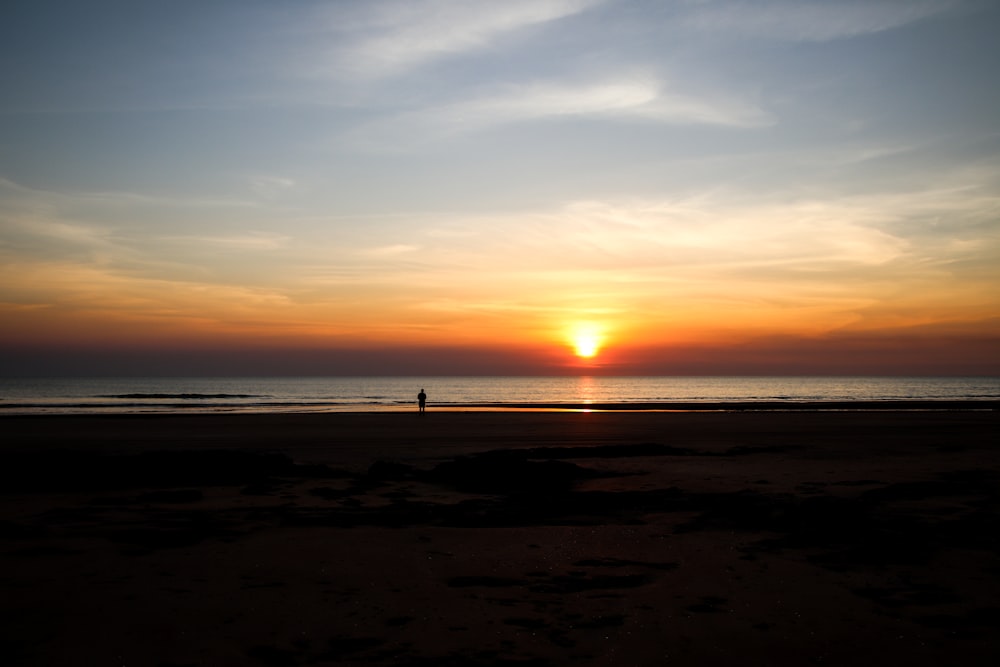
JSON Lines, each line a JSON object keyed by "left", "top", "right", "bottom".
{"left": 1, "top": 1, "right": 998, "bottom": 376}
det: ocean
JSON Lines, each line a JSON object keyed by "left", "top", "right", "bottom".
{"left": 1, "top": 376, "right": 997, "bottom": 415}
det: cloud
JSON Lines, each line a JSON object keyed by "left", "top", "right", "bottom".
{"left": 680, "top": 0, "right": 959, "bottom": 42}
{"left": 0, "top": 179, "right": 124, "bottom": 264}
{"left": 247, "top": 175, "right": 296, "bottom": 199}
{"left": 319, "top": 0, "right": 604, "bottom": 78}
{"left": 414, "top": 195, "right": 911, "bottom": 276}
{"left": 156, "top": 232, "right": 291, "bottom": 252}
{"left": 345, "top": 75, "right": 772, "bottom": 148}
{"left": 441, "top": 77, "right": 772, "bottom": 127}
{"left": 364, "top": 244, "right": 421, "bottom": 257}
{"left": 0, "top": 177, "right": 298, "bottom": 295}
{"left": 377, "top": 177, "right": 999, "bottom": 336}
{"left": 0, "top": 177, "right": 252, "bottom": 216}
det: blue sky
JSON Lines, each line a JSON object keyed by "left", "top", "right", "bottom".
{"left": 1, "top": 0, "right": 998, "bottom": 375}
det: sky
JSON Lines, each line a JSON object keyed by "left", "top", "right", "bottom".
{"left": 1, "top": 0, "right": 998, "bottom": 376}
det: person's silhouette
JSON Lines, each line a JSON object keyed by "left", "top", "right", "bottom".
{"left": 417, "top": 388, "right": 427, "bottom": 413}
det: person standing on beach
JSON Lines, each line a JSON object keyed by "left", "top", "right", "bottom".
{"left": 417, "top": 388, "right": 427, "bottom": 413}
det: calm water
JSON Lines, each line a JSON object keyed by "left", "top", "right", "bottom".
{"left": 0, "top": 376, "right": 997, "bottom": 414}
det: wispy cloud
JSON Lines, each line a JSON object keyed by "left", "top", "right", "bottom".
{"left": 247, "top": 175, "right": 296, "bottom": 200}
{"left": 374, "top": 184, "right": 997, "bottom": 337}
{"left": 363, "top": 244, "right": 422, "bottom": 257}
{"left": 386, "top": 172, "right": 1000, "bottom": 314}
{"left": 346, "top": 75, "right": 772, "bottom": 148}
{"left": 156, "top": 232, "right": 291, "bottom": 252}
{"left": 0, "top": 178, "right": 295, "bottom": 292}
{"left": 439, "top": 77, "right": 772, "bottom": 128}
{"left": 681, "top": 0, "right": 959, "bottom": 42}
{"left": 317, "top": 0, "right": 603, "bottom": 78}
{"left": 0, "top": 177, "right": 254, "bottom": 215}
{"left": 474, "top": 197, "right": 911, "bottom": 274}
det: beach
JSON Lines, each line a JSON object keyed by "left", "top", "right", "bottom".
{"left": 2, "top": 408, "right": 998, "bottom": 666}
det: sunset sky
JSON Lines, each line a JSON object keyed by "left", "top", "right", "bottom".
{"left": 2, "top": 0, "right": 998, "bottom": 376}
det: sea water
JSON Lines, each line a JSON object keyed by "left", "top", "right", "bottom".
{"left": 0, "top": 376, "right": 997, "bottom": 415}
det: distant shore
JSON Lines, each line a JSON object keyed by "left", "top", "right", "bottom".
{"left": 2, "top": 409, "right": 998, "bottom": 665}
{"left": 1, "top": 398, "right": 995, "bottom": 418}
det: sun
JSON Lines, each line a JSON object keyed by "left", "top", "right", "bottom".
{"left": 573, "top": 332, "right": 600, "bottom": 358}
{"left": 569, "top": 323, "right": 604, "bottom": 359}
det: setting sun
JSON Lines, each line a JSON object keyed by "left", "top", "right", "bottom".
{"left": 569, "top": 324, "right": 604, "bottom": 359}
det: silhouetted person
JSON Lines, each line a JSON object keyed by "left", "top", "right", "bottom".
{"left": 417, "top": 388, "right": 427, "bottom": 413}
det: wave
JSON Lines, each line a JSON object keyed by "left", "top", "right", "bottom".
{"left": 98, "top": 393, "right": 266, "bottom": 400}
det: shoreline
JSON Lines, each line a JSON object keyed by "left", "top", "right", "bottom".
{"left": 3, "top": 407, "right": 997, "bottom": 449}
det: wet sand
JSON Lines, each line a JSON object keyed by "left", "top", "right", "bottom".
{"left": 2, "top": 409, "right": 999, "bottom": 666}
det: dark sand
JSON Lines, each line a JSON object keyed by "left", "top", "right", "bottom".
{"left": 2, "top": 408, "right": 999, "bottom": 666}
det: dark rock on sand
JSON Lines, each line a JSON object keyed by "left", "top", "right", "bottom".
{"left": 367, "top": 460, "right": 416, "bottom": 481}
{"left": 423, "top": 451, "right": 612, "bottom": 494}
